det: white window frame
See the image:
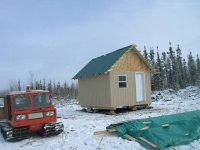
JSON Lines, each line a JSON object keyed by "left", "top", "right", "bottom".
{"left": 118, "top": 74, "right": 127, "bottom": 88}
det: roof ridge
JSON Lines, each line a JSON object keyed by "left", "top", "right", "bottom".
{"left": 91, "top": 45, "right": 133, "bottom": 61}
{"left": 73, "top": 45, "right": 134, "bottom": 79}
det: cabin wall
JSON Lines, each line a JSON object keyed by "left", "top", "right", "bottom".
{"left": 77, "top": 49, "right": 152, "bottom": 110}
{"left": 110, "top": 71, "right": 151, "bottom": 107}
{"left": 78, "top": 73, "right": 112, "bottom": 109}
{"left": 109, "top": 49, "right": 152, "bottom": 107}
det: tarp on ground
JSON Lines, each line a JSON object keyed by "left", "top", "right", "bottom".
{"left": 107, "top": 110, "right": 200, "bottom": 149}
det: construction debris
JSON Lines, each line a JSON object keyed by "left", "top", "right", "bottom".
{"left": 94, "top": 110, "right": 200, "bottom": 149}
{"left": 94, "top": 128, "right": 116, "bottom": 135}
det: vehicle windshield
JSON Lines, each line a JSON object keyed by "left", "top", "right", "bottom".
{"left": 12, "top": 95, "right": 31, "bottom": 109}
{"left": 32, "top": 94, "right": 51, "bottom": 107}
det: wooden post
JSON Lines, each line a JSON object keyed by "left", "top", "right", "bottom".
{"left": 94, "top": 128, "right": 116, "bottom": 135}
{"left": 124, "top": 134, "right": 136, "bottom": 141}
{"left": 162, "top": 124, "right": 169, "bottom": 128}
{"left": 139, "top": 137, "right": 157, "bottom": 149}
{"left": 143, "top": 122, "right": 152, "bottom": 124}
{"left": 140, "top": 126, "right": 149, "bottom": 131}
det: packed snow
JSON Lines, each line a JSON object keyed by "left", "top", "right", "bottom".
{"left": 1, "top": 86, "right": 200, "bottom": 150}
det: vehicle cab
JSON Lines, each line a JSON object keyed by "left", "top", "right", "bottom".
{"left": 1, "top": 87, "right": 57, "bottom": 132}
{"left": 0, "top": 87, "right": 63, "bottom": 141}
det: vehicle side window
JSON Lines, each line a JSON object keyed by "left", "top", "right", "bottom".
{"left": 12, "top": 96, "right": 31, "bottom": 109}
{"left": 42, "top": 94, "right": 51, "bottom": 106}
{"left": 0, "top": 98, "right": 5, "bottom": 108}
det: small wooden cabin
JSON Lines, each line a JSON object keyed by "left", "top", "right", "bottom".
{"left": 73, "top": 45, "right": 153, "bottom": 110}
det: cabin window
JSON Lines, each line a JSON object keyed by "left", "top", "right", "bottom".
{"left": 0, "top": 98, "right": 4, "bottom": 108}
{"left": 118, "top": 75, "right": 127, "bottom": 88}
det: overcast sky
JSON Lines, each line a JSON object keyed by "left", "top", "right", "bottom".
{"left": 0, "top": 0, "right": 200, "bottom": 90}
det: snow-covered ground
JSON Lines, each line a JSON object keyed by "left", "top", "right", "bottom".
{"left": 1, "top": 86, "right": 200, "bottom": 150}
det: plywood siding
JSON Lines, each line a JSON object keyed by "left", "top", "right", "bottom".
{"left": 112, "top": 49, "right": 149, "bottom": 72}
{"left": 110, "top": 49, "right": 152, "bottom": 107}
{"left": 78, "top": 73, "right": 112, "bottom": 108}
{"left": 110, "top": 71, "right": 151, "bottom": 107}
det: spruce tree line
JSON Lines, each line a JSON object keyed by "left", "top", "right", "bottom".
{"left": 13, "top": 79, "right": 78, "bottom": 99}
{"left": 7, "top": 43, "right": 200, "bottom": 96}
{"left": 143, "top": 43, "right": 200, "bottom": 91}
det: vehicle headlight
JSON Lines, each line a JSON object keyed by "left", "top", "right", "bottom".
{"left": 46, "top": 111, "right": 54, "bottom": 116}
{"left": 16, "top": 114, "right": 26, "bottom": 120}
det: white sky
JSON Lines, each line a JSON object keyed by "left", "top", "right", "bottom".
{"left": 0, "top": 0, "right": 200, "bottom": 90}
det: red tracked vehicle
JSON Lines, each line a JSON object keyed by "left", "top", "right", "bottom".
{"left": 0, "top": 86, "right": 64, "bottom": 141}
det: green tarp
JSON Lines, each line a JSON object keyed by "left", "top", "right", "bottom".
{"left": 107, "top": 110, "right": 200, "bottom": 149}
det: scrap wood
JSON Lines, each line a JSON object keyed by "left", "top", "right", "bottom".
{"left": 107, "top": 128, "right": 117, "bottom": 133}
{"left": 94, "top": 127, "right": 157, "bottom": 149}
{"left": 139, "top": 137, "right": 157, "bottom": 149}
{"left": 94, "top": 130, "right": 107, "bottom": 135}
{"left": 140, "top": 126, "right": 149, "bottom": 131}
{"left": 94, "top": 128, "right": 116, "bottom": 135}
{"left": 112, "top": 120, "right": 130, "bottom": 125}
{"left": 124, "top": 134, "right": 136, "bottom": 141}
{"left": 162, "top": 124, "right": 170, "bottom": 128}
{"left": 143, "top": 121, "right": 152, "bottom": 124}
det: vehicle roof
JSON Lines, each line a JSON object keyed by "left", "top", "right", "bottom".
{"left": 7, "top": 90, "right": 50, "bottom": 96}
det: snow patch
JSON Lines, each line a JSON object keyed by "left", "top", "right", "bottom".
{"left": 1, "top": 86, "right": 200, "bottom": 150}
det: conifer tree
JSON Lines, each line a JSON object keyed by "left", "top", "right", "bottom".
{"left": 53, "top": 81, "right": 57, "bottom": 96}
{"left": 143, "top": 46, "right": 148, "bottom": 60}
{"left": 182, "top": 58, "right": 189, "bottom": 87}
{"left": 18, "top": 80, "right": 21, "bottom": 91}
{"left": 176, "top": 45, "right": 184, "bottom": 88}
{"left": 154, "top": 47, "right": 163, "bottom": 90}
{"left": 42, "top": 79, "right": 46, "bottom": 90}
{"left": 149, "top": 47, "right": 156, "bottom": 90}
{"left": 196, "top": 54, "right": 200, "bottom": 84}
{"left": 64, "top": 82, "right": 68, "bottom": 97}
{"left": 168, "top": 42, "right": 179, "bottom": 90}
{"left": 57, "top": 81, "right": 61, "bottom": 97}
{"left": 188, "top": 52, "right": 197, "bottom": 85}
{"left": 161, "top": 52, "right": 169, "bottom": 89}
{"left": 39, "top": 80, "right": 42, "bottom": 90}
{"left": 47, "top": 80, "right": 52, "bottom": 93}
{"left": 35, "top": 81, "right": 39, "bottom": 90}
{"left": 149, "top": 47, "right": 155, "bottom": 66}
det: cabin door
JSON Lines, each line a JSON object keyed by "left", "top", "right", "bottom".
{"left": 135, "top": 72, "right": 146, "bottom": 102}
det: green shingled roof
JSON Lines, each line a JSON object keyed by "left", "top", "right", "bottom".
{"left": 73, "top": 45, "right": 133, "bottom": 79}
